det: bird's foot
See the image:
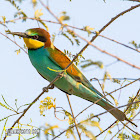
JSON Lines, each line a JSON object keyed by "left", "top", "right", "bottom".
{"left": 43, "top": 84, "right": 54, "bottom": 92}
{"left": 49, "top": 84, "right": 54, "bottom": 89}
{"left": 43, "top": 87, "right": 48, "bottom": 92}
{"left": 59, "top": 73, "right": 64, "bottom": 78}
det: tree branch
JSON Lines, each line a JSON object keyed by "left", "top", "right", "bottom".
{"left": 39, "top": 1, "right": 140, "bottom": 70}
{"left": 3, "top": 2, "right": 140, "bottom": 139}
{"left": 90, "top": 78, "right": 138, "bottom": 81}
{"left": 75, "top": 78, "right": 140, "bottom": 120}
{"left": 3, "top": 17, "right": 140, "bottom": 54}
{"left": 0, "top": 32, "right": 27, "bottom": 54}
{"left": 66, "top": 94, "right": 81, "bottom": 140}
{"left": 52, "top": 100, "right": 140, "bottom": 139}
{"left": 96, "top": 88, "right": 140, "bottom": 137}
{"left": 110, "top": 111, "right": 140, "bottom": 140}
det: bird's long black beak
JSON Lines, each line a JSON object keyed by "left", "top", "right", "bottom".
{"left": 8, "top": 32, "right": 29, "bottom": 38}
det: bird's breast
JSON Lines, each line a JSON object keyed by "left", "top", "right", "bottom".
{"left": 28, "top": 47, "right": 60, "bottom": 81}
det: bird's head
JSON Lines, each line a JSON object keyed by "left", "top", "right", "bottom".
{"left": 8, "top": 28, "right": 51, "bottom": 49}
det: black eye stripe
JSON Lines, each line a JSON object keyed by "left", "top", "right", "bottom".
{"left": 37, "top": 36, "right": 47, "bottom": 42}
{"left": 29, "top": 35, "right": 47, "bottom": 42}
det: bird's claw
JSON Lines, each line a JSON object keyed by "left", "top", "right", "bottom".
{"left": 59, "top": 73, "right": 64, "bottom": 78}
{"left": 49, "top": 84, "right": 54, "bottom": 89}
{"left": 43, "top": 84, "right": 54, "bottom": 92}
{"left": 43, "top": 87, "right": 48, "bottom": 92}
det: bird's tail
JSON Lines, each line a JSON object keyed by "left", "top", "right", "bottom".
{"left": 98, "top": 101, "right": 137, "bottom": 127}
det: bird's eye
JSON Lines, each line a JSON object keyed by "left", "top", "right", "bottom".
{"left": 33, "top": 35, "right": 38, "bottom": 39}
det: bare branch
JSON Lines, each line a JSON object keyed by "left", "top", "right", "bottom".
{"left": 109, "top": 78, "right": 140, "bottom": 94}
{"left": 53, "top": 100, "right": 140, "bottom": 139}
{"left": 3, "top": 1, "right": 140, "bottom": 139}
{"left": 3, "top": 28, "right": 93, "bottom": 140}
{"left": 99, "top": 34, "right": 140, "bottom": 53}
{"left": 110, "top": 111, "right": 140, "bottom": 139}
{"left": 75, "top": 78, "right": 140, "bottom": 120}
{"left": 95, "top": 120, "right": 117, "bottom": 137}
{"left": 53, "top": 78, "right": 140, "bottom": 138}
{"left": 127, "top": 0, "right": 140, "bottom": 2}
{"left": 124, "top": 89, "right": 140, "bottom": 113}
{"left": 96, "top": 88, "right": 140, "bottom": 137}
{"left": 3, "top": 17, "right": 140, "bottom": 53}
{"left": 0, "top": 32, "right": 27, "bottom": 54}
{"left": 66, "top": 94, "right": 81, "bottom": 140}
{"left": 39, "top": 1, "right": 140, "bottom": 70}
{"left": 90, "top": 78, "right": 138, "bottom": 81}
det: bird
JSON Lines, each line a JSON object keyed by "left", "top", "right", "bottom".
{"left": 8, "top": 28, "right": 136, "bottom": 127}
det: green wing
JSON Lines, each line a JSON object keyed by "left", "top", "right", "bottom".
{"left": 46, "top": 47, "right": 110, "bottom": 101}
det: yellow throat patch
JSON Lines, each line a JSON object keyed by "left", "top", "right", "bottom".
{"left": 23, "top": 38, "right": 44, "bottom": 49}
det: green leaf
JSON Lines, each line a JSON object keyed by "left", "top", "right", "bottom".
{"left": 32, "top": 0, "right": 37, "bottom": 8}
{"left": 2, "top": 16, "right": 6, "bottom": 24}
{"left": 126, "top": 94, "right": 140, "bottom": 117}
{"left": 6, "top": 0, "right": 20, "bottom": 11}
{"left": 118, "top": 133, "right": 131, "bottom": 140}
{"left": 59, "top": 11, "right": 70, "bottom": 22}
{"left": 129, "top": 40, "right": 140, "bottom": 49}
{"left": 78, "top": 124, "right": 96, "bottom": 140}
{"left": 59, "top": 16, "right": 70, "bottom": 21}
{"left": 132, "top": 134, "right": 140, "bottom": 140}
{"left": 6, "top": 0, "right": 27, "bottom": 21}
{"left": 102, "top": 71, "right": 112, "bottom": 90}
{"left": 38, "top": 19, "right": 49, "bottom": 31}
{"left": 1, "top": 95, "right": 15, "bottom": 112}
{"left": 66, "top": 30, "right": 80, "bottom": 45}
{"left": 61, "top": 32, "right": 74, "bottom": 45}
{"left": 83, "top": 26, "right": 94, "bottom": 36}
{"left": 112, "top": 78, "right": 121, "bottom": 84}
{"left": 34, "top": 9, "right": 43, "bottom": 18}
{"left": 0, "top": 102, "right": 14, "bottom": 111}
{"left": 51, "top": 33, "right": 56, "bottom": 43}
{"left": 15, "top": 49, "right": 20, "bottom": 55}
{"left": 65, "top": 127, "right": 77, "bottom": 140}
{"left": 80, "top": 119, "right": 102, "bottom": 131}
{"left": 81, "top": 59, "right": 103, "bottom": 69}
{"left": 0, "top": 118, "right": 8, "bottom": 139}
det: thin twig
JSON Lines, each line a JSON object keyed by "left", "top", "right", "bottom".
{"left": 54, "top": 84, "right": 140, "bottom": 139}
{"left": 54, "top": 107, "right": 69, "bottom": 121}
{"left": 40, "top": 1, "right": 140, "bottom": 138}
{"left": 121, "top": 121, "right": 140, "bottom": 135}
{"left": 40, "top": 0, "right": 140, "bottom": 70}
{"left": 93, "top": 78, "right": 105, "bottom": 96}
{"left": 3, "top": 51, "right": 81, "bottom": 140}
{"left": 59, "top": 79, "right": 140, "bottom": 138}
{"left": 90, "top": 78, "right": 138, "bottom": 81}
{"left": 66, "top": 94, "right": 81, "bottom": 140}
{"left": 3, "top": 24, "right": 93, "bottom": 140}
{"left": 3, "top": 2, "right": 140, "bottom": 139}
{"left": 96, "top": 88, "right": 140, "bottom": 137}
{"left": 124, "top": 88, "right": 140, "bottom": 113}
{"left": 0, "top": 32, "right": 27, "bottom": 54}
{"left": 109, "top": 78, "right": 140, "bottom": 95}
{"left": 128, "top": 0, "right": 140, "bottom": 2}
{"left": 87, "top": 100, "right": 140, "bottom": 122}
{"left": 95, "top": 120, "right": 117, "bottom": 137}
{"left": 74, "top": 104, "right": 94, "bottom": 119}
{"left": 99, "top": 34, "right": 140, "bottom": 53}
{"left": 75, "top": 78, "right": 140, "bottom": 119}
{"left": 52, "top": 100, "right": 140, "bottom": 140}
{"left": 110, "top": 111, "right": 140, "bottom": 140}
{"left": 3, "top": 17, "right": 140, "bottom": 54}
{"left": 3, "top": 41, "right": 88, "bottom": 139}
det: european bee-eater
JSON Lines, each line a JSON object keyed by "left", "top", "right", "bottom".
{"left": 8, "top": 28, "right": 136, "bottom": 126}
